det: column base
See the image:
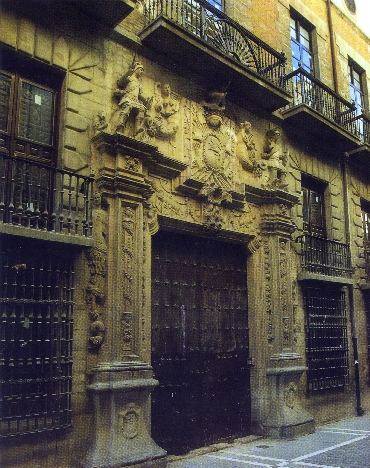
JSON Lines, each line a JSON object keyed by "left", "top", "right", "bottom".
{"left": 83, "top": 362, "right": 167, "bottom": 468}
{"left": 263, "top": 363, "right": 315, "bottom": 439}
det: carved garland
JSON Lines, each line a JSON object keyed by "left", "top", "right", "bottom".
{"left": 264, "top": 241, "right": 273, "bottom": 343}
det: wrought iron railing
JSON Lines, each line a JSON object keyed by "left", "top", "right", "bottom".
{"left": 364, "top": 240, "right": 370, "bottom": 282}
{"left": 0, "top": 154, "right": 94, "bottom": 237}
{"left": 352, "top": 113, "right": 370, "bottom": 146}
{"left": 285, "top": 68, "right": 358, "bottom": 136}
{"left": 143, "top": 0, "right": 287, "bottom": 89}
{"left": 297, "top": 234, "right": 352, "bottom": 278}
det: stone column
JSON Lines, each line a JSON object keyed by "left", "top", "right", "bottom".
{"left": 84, "top": 133, "right": 166, "bottom": 468}
{"left": 247, "top": 189, "right": 314, "bottom": 438}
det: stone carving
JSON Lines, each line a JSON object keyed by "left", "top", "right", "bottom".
{"left": 151, "top": 82, "right": 179, "bottom": 140}
{"left": 260, "top": 128, "right": 288, "bottom": 190}
{"left": 192, "top": 127, "right": 233, "bottom": 203}
{"left": 201, "top": 88, "right": 226, "bottom": 129}
{"left": 284, "top": 382, "right": 298, "bottom": 409}
{"left": 204, "top": 203, "right": 224, "bottom": 231}
{"left": 115, "top": 61, "right": 152, "bottom": 136}
{"left": 93, "top": 110, "right": 108, "bottom": 134}
{"left": 86, "top": 191, "right": 108, "bottom": 352}
{"left": 236, "top": 121, "right": 257, "bottom": 172}
{"left": 119, "top": 403, "right": 140, "bottom": 439}
{"left": 89, "top": 310, "right": 105, "bottom": 349}
{"left": 264, "top": 242, "right": 273, "bottom": 343}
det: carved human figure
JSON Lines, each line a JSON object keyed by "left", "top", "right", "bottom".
{"left": 236, "top": 121, "right": 256, "bottom": 172}
{"left": 152, "top": 82, "right": 179, "bottom": 139}
{"left": 201, "top": 89, "right": 227, "bottom": 129}
{"left": 261, "top": 128, "right": 288, "bottom": 189}
{"left": 115, "top": 61, "right": 151, "bottom": 135}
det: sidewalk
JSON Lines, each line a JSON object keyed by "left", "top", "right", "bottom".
{"left": 166, "top": 414, "right": 370, "bottom": 467}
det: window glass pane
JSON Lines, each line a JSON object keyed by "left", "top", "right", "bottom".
{"left": 300, "top": 25, "right": 310, "bottom": 48}
{"left": 290, "top": 18, "right": 297, "bottom": 38}
{"left": 310, "top": 191, "right": 324, "bottom": 230}
{"left": 291, "top": 39, "right": 301, "bottom": 61}
{"left": 0, "top": 72, "right": 12, "bottom": 133}
{"left": 301, "top": 48, "right": 312, "bottom": 72}
{"left": 207, "top": 0, "right": 222, "bottom": 9}
{"left": 17, "top": 80, "right": 54, "bottom": 146}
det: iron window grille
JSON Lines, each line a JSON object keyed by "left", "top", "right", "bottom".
{"left": 304, "top": 286, "right": 349, "bottom": 392}
{"left": 0, "top": 243, "right": 75, "bottom": 438}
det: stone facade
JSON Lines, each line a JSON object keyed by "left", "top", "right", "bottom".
{"left": 0, "top": 0, "right": 370, "bottom": 467}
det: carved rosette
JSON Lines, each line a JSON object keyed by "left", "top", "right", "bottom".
{"left": 119, "top": 403, "right": 141, "bottom": 440}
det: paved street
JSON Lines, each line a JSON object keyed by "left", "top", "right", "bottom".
{"left": 167, "top": 415, "right": 370, "bottom": 468}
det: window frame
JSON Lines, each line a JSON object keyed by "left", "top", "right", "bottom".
{"left": 290, "top": 14, "right": 314, "bottom": 75}
{"left": 301, "top": 175, "right": 327, "bottom": 238}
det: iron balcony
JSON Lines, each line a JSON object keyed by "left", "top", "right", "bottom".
{"left": 140, "top": 0, "right": 291, "bottom": 112}
{"left": 297, "top": 234, "right": 353, "bottom": 283}
{"left": 0, "top": 154, "right": 94, "bottom": 245}
{"left": 283, "top": 67, "right": 360, "bottom": 151}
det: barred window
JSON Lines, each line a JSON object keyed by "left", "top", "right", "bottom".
{"left": 304, "top": 286, "right": 349, "bottom": 392}
{"left": 0, "top": 241, "right": 75, "bottom": 438}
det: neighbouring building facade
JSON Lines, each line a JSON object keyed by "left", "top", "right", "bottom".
{"left": 0, "top": 0, "right": 370, "bottom": 466}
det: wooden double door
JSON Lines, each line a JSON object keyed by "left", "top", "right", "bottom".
{"left": 151, "top": 231, "right": 251, "bottom": 454}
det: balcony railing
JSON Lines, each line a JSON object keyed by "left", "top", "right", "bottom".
{"left": 297, "top": 234, "right": 352, "bottom": 279}
{"left": 144, "top": 0, "right": 287, "bottom": 90}
{"left": 353, "top": 113, "right": 370, "bottom": 146}
{"left": 285, "top": 68, "right": 357, "bottom": 135}
{"left": 0, "top": 154, "right": 94, "bottom": 238}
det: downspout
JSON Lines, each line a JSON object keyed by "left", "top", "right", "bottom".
{"left": 327, "top": 0, "right": 363, "bottom": 416}
{"left": 342, "top": 157, "right": 364, "bottom": 416}
{"left": 326, "top": 0, "right": 339, "bottom": 93}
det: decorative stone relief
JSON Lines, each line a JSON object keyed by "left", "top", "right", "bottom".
{"left": 280, "top": 238, "right": 290, "bottom": 347}
{"left": 236, "top": 121, "right": 257, "bottom": 173}
{"left": 203, "top": 203, "right": 224, "bottom": 231}
{"left": 93, "top": 110, "right": 109, "bottom": 134}
{"left": 85, "top": 191, "right": 108, "bottom": 353}
{"left": 121, "top": 206, "right": 135, "bottom": 353}
{"left": 115, "top": 61, "right": 152, "bottom": 137}
{"left": 264, "top": 242, "right": 273, "bottom": 343}
{"left": 201, "top": 89, "right": 226, "bottom": 130}
{"left": 284, "top": 382, "right": 298, "bottom": 410}
{"left": 119, "top": 403, "right": 141, "bottom": 439}
{"left": 151, "top": 82, "right": 180, "bottom": 140}
{"left": 260, "top": 129, "right": 289, "bottom": 191}
{"left": 89, "top": 310, "right": 106, "bottom": 349}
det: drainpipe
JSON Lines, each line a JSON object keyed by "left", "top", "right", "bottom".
{"left": 341, "top": 157, "right": 364, "bottom": 416}
{"left": 326, "top": 0, "right": 339, "bottom": 93}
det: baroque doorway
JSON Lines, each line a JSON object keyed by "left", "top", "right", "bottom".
{"left": 151, "top": 231, "right": 251, "bottom": 454}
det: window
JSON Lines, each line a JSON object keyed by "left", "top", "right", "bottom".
{"left": 290, "top": 15, "right": 313, "bottom": 74}
{"left": 348, "top": 61, "right": 364, "bottom": 115}
{"left": 0, "top": 240, "right": 75, "bottom": 438}
{"left": 302, "top": 177, "right": 326, "bottom": 237}
{"left": 0, "top": 52, "right": 61, "bottom": 165}
{"left": 304, "top": 286, "right": 349, "bottom": 392}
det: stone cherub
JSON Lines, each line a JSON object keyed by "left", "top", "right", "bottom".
{"left": 261, "top": 128, "right": 288, "bottom": 190}
{"left": 114, "top": 61, "right": 152, "bottom": 136}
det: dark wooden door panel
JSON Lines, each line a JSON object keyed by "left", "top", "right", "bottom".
{"left": 151, "top": 231, "right": 251, "bottom": 454}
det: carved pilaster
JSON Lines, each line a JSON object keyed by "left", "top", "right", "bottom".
{"left": 248, "top": 188, "right": 314, "bottom": 438}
